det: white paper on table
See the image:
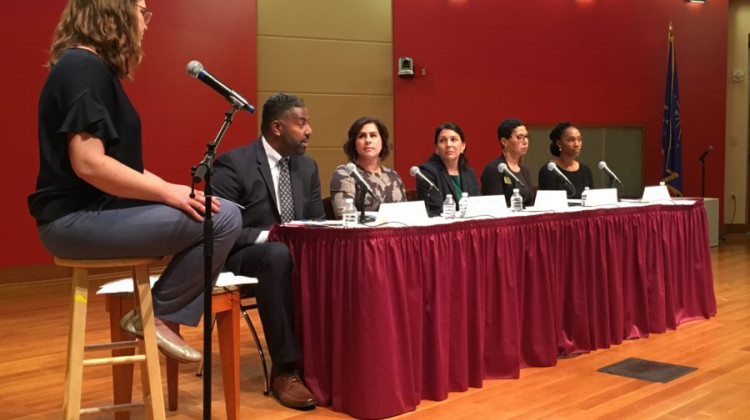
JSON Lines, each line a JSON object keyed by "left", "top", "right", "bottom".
{"left": 464, "top": 195, "right": 508, "bottom": 218}
{"left": 532, "top": 190, "right": 569, "bottom": 211}
{"left": 641, "top": 185, "right": 673, "bottom": 203}
{"left": 375, "top": 201, "right": 430, "bottom": 225}
{"left": 96, "top": 272, "right": 258, "bottom": 294}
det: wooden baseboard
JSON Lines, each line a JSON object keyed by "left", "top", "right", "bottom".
{"left": 0, "top": 262, "right": 168, "bottom": 287}
{"left": 723, "top": 223, "right": 750, "bottom": 235}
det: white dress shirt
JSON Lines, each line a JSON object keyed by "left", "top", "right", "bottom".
{"left": 256, "top": 136, "right": 286, "bottom": 243}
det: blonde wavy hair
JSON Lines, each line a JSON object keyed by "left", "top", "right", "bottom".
{"left": 48, "top": 0, "right": 144, "bottom": 79}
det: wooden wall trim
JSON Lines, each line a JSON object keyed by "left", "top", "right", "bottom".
{"left": 0, "top": 263, "right": 167, "bottom": 287}
{"left": 723, "top": 223, "right": 750, "bottom": 235}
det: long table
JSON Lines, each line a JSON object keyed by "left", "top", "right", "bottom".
{"left": 268, "top": 202, "right": 716, "bottom": 419}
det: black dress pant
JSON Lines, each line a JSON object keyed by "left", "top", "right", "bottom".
{"left": 224, "top": 242, "right": 300, "bottom": 364}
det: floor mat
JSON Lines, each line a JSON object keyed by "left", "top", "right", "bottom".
{"left": 597, "top": 357, "right": 697, "bottom": 383}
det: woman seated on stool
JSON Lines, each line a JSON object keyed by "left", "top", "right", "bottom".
{"left": 329, "top": 117, "right": 407, "bottom": 218}
{"left": 28, "top": 0, "right": 242, "bottom": 363}
{"left": 480, "top": 119, "right": 536, "bottom": 207}
{"left": 416, "top": 122, "right": 480, "bottom": 217}
{"left": 537, "top": 122, "right": 594, "bottom": 199}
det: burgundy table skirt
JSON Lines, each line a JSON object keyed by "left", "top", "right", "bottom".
{"left": 268, "top": 202, "right": 716, "bottom": 419}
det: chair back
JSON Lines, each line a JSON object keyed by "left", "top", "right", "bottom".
{"left": 322, "top": 197, "right": 336, "bottom": 220}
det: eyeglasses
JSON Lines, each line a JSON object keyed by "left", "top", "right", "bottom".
{"left": 136, "top": 4, "right": 153, "bottom": 25}
{"left": 512, "top": 134, "right": 530, "bottom": 143}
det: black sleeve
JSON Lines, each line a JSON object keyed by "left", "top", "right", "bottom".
{"left": 54, "top": 55, "right": 120, "bottom": 143}
{"left": 463, "top": 167, "right": 481, "bottom": 197}
{"left": 520, "top": 166, "right": 535, "bottom": 206}
{"left": 481, "top": 163, "right": 505, "bottom": 196}
{"left": 416, "top": 165, "right": 443, "bottom": 217}
{"left": 212, "top": 153, "right": 262, "bottom": 248}
{"left": 584, "top": 165, "right": 595, "bottom": 189}
{"left": 308, "top": 161, "right": 326, "bottom": 221}
{"left": 538, "top": 164, "right": 556, "bottom": 191}
{"left": 58, "top": 90, "right": 120, "bottom": 142}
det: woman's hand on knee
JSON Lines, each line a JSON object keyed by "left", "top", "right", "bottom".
{"left": 163, "top": 183, "right": 221, "bottom": 221}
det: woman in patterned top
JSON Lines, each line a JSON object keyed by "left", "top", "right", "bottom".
{"left": 329, "top": 117, "right": 407, "bottom": 218}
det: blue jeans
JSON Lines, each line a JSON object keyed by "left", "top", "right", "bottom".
{"left": 38, "top": 197, "right": 242, "bottom": 326}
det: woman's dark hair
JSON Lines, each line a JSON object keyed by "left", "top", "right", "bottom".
{"left": 497, "top": 119, "right": 523, "bottom": 148}
{"left": 343, "top": 117, "right": 390, "bottom": 162}
{"left": 434, "top": 121, "right": 465, "bottom": 144}
{"left": 548, "top": 122, "right": 574, "bottom": 157}
{"left": 433, "top": 121, "right": 469, "bottom": 166}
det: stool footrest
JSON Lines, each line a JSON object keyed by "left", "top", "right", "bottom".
{"left": 80, "top": 402, "right": 145, "bottom": 415}
{"left": 83, "top": 354, "right": 146, "bottom": 367}
{"left": 85, "top": 340, "right": 139, "bottom": 352}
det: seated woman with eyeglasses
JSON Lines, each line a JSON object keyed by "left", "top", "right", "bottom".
{"left": 538, "top": 122, "right": 594, "bottom": 199}
{"left": 480, "top": 118, "right": 535, "bottom": 207}
{"left": 416, "top": 122, "right": 480, "bottom": 217}
{"left": 28, "top": 0, "right": 242, "bottom": 363}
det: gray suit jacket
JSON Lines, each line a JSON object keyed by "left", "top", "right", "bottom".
{"left": 213, "top": 138, "right": 324, "bottom": 249}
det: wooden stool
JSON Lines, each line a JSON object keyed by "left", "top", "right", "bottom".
{"left": 55, "top": 256, "right": 165, "bottom": 420}
{"left": 106, "top": 286, "right": 241, "bottom": 420}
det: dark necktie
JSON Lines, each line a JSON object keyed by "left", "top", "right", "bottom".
{"left": 278, "top": 157, "right": 295, "bottom": 223}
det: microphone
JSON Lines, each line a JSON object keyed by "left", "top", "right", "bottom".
{"left": 345, "top": 163, "right": 380, "bottom": 203}
{"left": 698, "top": 145, "right": 713, "bottom": 162}
{"left": 497, "top": 163, "right": 526, "bottom": 189}
{"left": 186, "top": 60, "right": 255, "bottom": 113}
{"left": 597, "top": 161, "right": 623, "bottom": 186}
{"left": 546, "top": 162, "right": 576, "bottom": 195}
{"left": 409, "top": 166, "right": 439, "bottom": 192}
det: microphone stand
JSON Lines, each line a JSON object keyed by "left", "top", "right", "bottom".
{"left": 515, "top": 179, "right": 528, "bottom": 203}
{"left": 427, "top": 187, "right": 443, "bottom": 216}
{"left": 354, "top": 182, "right": 367, "bottom": 224}
{"left": 191, "top": 103, "right": 241, "bottom": 420}
{"left": 426, "top": 187, "right": 434, "bottom": 215}
{"left": 564, "top": 182, "right": 575, "bottom": 198}
{"left": 699, "top": 155, "right": 707, "bottom": 197}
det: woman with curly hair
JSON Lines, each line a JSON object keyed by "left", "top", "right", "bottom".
{"left": 28, "top": 0, "right": 242, "bottom": 362}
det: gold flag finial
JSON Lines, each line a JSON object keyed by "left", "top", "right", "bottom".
{"left": 669, "top": 21, "right": 673, "bottom": 35}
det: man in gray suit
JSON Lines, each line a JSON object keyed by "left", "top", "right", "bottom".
{"left": 213, "top": 93, "right": 324, "bottom": 410}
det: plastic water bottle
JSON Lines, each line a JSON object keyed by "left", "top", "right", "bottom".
{"left": 510, "top": 188, "right": 523, "bottom": 212}
{"left": 581, "top": 186, "right": 590, "bottom": 207}
{"left": 443, "top": 194, "right": 456, "bottom": 219}
{"left": 458, "top": 192, "right": 469, "bottom": 218}
{"left": 342, "top": 198, "right": 358, "bottom": 227}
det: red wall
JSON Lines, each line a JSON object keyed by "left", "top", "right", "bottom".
{"left": 2, "top": 1, "right": 256, "bottom": 267}
{"left": 393, "top": 0, "right": 728, "bottom": 208}
{"left": 1, "top": 1, "right": 729, "bottom": 268}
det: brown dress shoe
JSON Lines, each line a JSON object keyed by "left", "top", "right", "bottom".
{"left": 271, "top": 369, "right": 318, "bottom": 410}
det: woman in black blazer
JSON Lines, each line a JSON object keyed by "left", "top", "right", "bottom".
{"left": 416, "top": 122, "right": 481, "bottom": 217}
{"left": 480, "top": 118, "right": 535, "bottom": 207}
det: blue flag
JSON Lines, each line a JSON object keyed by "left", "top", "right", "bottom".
{"left": 661, "top": 27, "right": 683, "bottom": 194}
